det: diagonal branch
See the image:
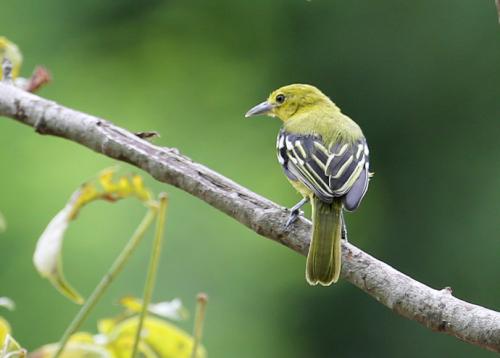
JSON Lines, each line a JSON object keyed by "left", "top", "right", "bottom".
{"left": 0, "top": 82, "right": 499, "bottom": 352}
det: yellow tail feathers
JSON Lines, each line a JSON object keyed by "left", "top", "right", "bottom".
{"left": 306, "top": 197, "right": 342, "bottom": 286}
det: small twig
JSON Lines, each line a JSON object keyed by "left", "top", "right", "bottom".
{"left": 441, "top": 286, "right": 453, "bottom": 295}
{"left": 131, "top": 194, "right": 168, "bottom": 358}
{"left": 1, "top": 59, "right": 13, "bottom": 83}
{"left": 134, "top": 131, "right": 160, "bottom": 140}
{"left": 25, "top": 66, "right": 51, "bottom": 93}
{"left": 53, "top": 208, "right": 157, "bottom": 358}
{"left": 191, "top": 293, "right": 208, "bottom": 358}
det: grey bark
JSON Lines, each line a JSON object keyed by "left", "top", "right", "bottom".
{"left": 0, "top": 82, "right": 498, "bottom": 352}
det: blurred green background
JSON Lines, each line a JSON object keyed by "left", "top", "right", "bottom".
{"left": 1, "top": 1, "right": 499, "bottom": 357}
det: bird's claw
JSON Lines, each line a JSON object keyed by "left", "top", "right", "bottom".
{"left": 341, "top": 215, "right": 348, "bottom": 242}
{"left": 285, "top": 209, "right": 303, "bottom": 228}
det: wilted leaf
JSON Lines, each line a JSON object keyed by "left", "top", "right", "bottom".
{"left": 0, "top": 298, "right": 15, "bottom": 311}
{"left": 24, "top": 66, "right": 52, "bottom": 93}
{"left": 119, "top": 296, "right": 188, "bottom": 321}
{"left": 0, "top": 36, "right": 22, "bottom": 79}
{"left": 0, "top": 317, "right": 11, "bottom": 345}
{"left": 0, "top": 212, "right": 6, "bottom": 233}
{"left": 96, "top": 168, "right": 152, "bottom": 204}
{"left": 101, "top": 316, "right": 206, "bottom": 358}
{"left": 30, "top": 332, "right": 109, "bottom": 358}
{"left": 33, "top": 198, "right": 84, "bottom": 304}
{"left": 1, "top": 333, "right": 25, "bottom": 358}
{"left": 33, "top": 169, "right": 154, "bottom": 304}
{"left": 32, "top": 315, "right": 206, "bottom": 358}
{"left": 30, "top": 342, "right": 110, "bottom": 358}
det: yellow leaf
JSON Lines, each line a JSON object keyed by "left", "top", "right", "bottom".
{"left": 98, "top": 169, "right": 116, "bottom": 194}
{"left": 0, "top": 36, "right": 23, "bottom": 79}
{"left": 97, "top": 318, "right": 118, "bottom": 336}
{"left": 119, "top": 296, "right": 187, "bottom": 321}
{"left": 50, "top": 275, "right": 84, "bottom": 305}
{"left": 106, "top": 316, "right": 206, "bottom": 358}
{"left": 131, "top": 175, "right": 152, "bottom": 202}
{"left": 33, "top": 169, "right": 154, "bottom": 303}
{"left": 118, "top": 296, "right": 143, "bottom": 314}
{"left": 68, "top": 332, "right": 95, "bottom": 344}
{"left": 70, "top": 184, "right": 99, "bottom": 219}
{"left": 0, "top": 316, "right": 11, "bottom": 344}
{"left": 106, "top": 336, "right": 156, "bottom": 358}
{"left": 1, "top": 333, "right": 25, "bottom": 358}
{"left": 30, "top": 342, "right": 111, "bottom": 358}
{"left": 33, "top": 200, "right": 84, "bottom": 304}
{"left": 31, "top": 333, "right": 111, "bottom": 358}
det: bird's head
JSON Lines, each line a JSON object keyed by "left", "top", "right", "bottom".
{"left": 245, "top": 84, "right": 335, "bottom": 122}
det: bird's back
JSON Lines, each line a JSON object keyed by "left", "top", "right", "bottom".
{"left": 283, "top": 108, "right": 364, "bottom": 146}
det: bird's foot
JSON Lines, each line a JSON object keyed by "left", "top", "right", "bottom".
{"left": 341, "top": 211, "right": 348, "bottom": 242}
{"left": 285, "top": 208, "right": 303, "bottom": 228}
{"left": 284, "top": 198, "right": 309, "bottom": 228}
{"left": 341, "top": 226, "right": 349, "bottom": 242}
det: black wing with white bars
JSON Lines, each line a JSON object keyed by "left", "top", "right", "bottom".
{"left": 277, "top": 129, "right": 370, "bottom": 211}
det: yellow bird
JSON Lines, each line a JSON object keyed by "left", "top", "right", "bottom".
{"left": 246, "top": 84, "right": 371, "bottom": 286}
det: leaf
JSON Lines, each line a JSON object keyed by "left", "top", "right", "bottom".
{"left": 0, "top": 298, "right": 15, "bottom": 311}
{"left": 30, "top": 332, "right": 108, "bottom": 358}
{"left": 1, "top": 333, "right": 25, "bottom": 358}
{"left": 33, "top": 169, "right": 154, "bottom": 304}
{"left": 31, "top": 317, "right": 207, "bottom": 358}
{"left": 33, "top": 199, "right": 84, "bottom": 304}
{"left": 0, "top": 212, "right": 6, "bottom": 233}
{"left": 119, "top": 296, "right": 188, "bottom": 321}
{"left": 30, "top": 342, "right": 110, "bottom": 358}
{"left": 0, "top": 317, "right": 11, "bottom": 345}
{"left": 101, "top": 316, "right": 207, "bottom": 358}
{"left": 32, "top": 302, "right": 206, "bottom": 358}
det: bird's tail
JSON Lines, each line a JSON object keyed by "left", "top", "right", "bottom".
{"left": 306, "top": 197, "right": 343, "bottom": 286}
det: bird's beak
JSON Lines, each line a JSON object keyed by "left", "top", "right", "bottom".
{"left": 245, "top": 101, "right": 275, "bottom": 118}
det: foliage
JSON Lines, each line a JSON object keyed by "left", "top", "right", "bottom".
{"left": 31, "top": 301, "right": 206, "bottom": 358}
{"left": 1, "top": 2, "right": 499, "bottom": 356}
{"left": 33, "top": 168, "right": 153, "bottom": 303}
{"left": 1, "top": 158, "right": 207, "bottom": 357}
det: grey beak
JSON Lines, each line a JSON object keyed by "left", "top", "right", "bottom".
{"left": 245, "top": 101, "right": 274, "bottom": 118}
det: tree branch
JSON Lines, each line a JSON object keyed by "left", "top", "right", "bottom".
{"left": 0, "top": 82, "right": 498, "bottom": 352}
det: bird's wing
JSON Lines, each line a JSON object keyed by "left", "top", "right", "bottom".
{"left": 277, "top": 130, "right": 370, "bottom": 209}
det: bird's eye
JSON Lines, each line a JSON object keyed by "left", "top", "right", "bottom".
{"left": 276, "top": 94, "right": 286, "bottom": 104}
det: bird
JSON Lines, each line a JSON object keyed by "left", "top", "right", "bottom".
{"left": 245, "top": 84, "right": 371, "bottom": 286}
